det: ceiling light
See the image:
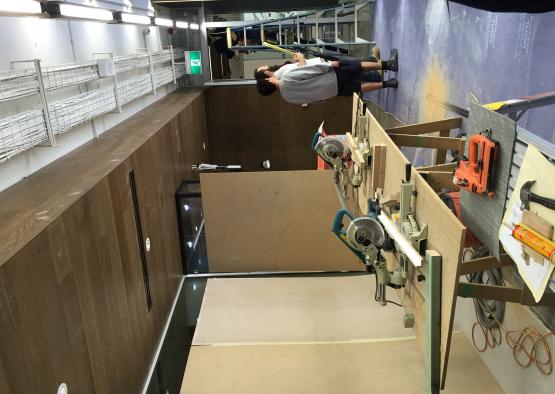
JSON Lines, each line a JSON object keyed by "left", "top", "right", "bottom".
{"left": 189, "top": 23, "right": 199, "bottom": 30}
{"left": 57, "top": 3, "right": 113, "bottom": 21}
{"left": 116, "top": 12, "right": 151, "bottom": 25}
{"left": 176, "top": 21, "right": 189, "bottom": 29}
{"left": 154, "top": 17, "right": 173, "bottom": 27}
{"left": 0, "top": 0, "right": 42, "bottom": 15}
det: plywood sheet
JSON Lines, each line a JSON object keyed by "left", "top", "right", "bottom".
{"left": 201, "top": 170, "right": 361, "bottom": 272}
{"left": 181, "top": 333, "right": 502, "bottom": 394}
{"left": 351, "top": 95, "right": 467, "bottom": 387}
{"left": 193, "top": 276, "right": 412, "bottom": 345}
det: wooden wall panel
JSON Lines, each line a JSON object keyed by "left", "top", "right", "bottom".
{"left": 201, "top": 170, "right": 361, "bottom": 273}
{"left": 205, "top": 85, "right": 352, "bottom": 171}
{"left": 0, "top": 90, "right": 209, "bottom": 393}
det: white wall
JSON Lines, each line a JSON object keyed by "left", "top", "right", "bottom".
{"left": 0, "top": 15, "right": 176, "bottom": 192}
{"left": 455, "top": 297, "right": 555, "bottom": 394}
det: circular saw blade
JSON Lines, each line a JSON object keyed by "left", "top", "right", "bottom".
{"left": 346, "top": 217, "right": 385, "bottom": 251}
{"left": 314, "top": 136, "right": 347, "bottom": 164}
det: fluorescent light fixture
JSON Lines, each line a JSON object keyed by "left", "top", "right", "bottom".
{"left": 176, "top": 21, "right": 189, "bottom": 29}
{"left": 58, "top": 4, "right": 113, "bottom": 21}
{"left": 119, "top": 12, "right": 151, "bottom": 25}
{"left": 154, "top": 17, "right": 173, "bottom": 27}
{"left": 0, "top": 0, "right": 42, "bottom": 15}
{"left": 189, "top": 23, "right": 199, "bottom": 30}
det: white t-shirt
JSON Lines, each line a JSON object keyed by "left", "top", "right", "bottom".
{"left": 278, "top": 62, "right": 337, "bottom": 104}
{"left": 273, "top": 57, "right": 328, "bottom": 80}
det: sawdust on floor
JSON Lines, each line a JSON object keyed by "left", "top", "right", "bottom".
{"left": 413, "top": 57, "right": 451, "bottom": 165}
{"left": 419, "top": 56, "right": 450, "bottom": 123}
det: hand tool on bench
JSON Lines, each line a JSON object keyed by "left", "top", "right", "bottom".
{"left": 520, "top": 180, "right": 555, "bottom": 211}
{"left": 453, "top": 128, "right": 499, "bottom": 197}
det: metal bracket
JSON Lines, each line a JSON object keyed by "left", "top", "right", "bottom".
{"left": 32, "top": 59, "right": 57, "bottom": 147}
{"left": 148, "top": 50, "right": 156, "bottom": 95}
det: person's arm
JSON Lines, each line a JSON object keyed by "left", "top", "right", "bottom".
{"left": 293, "top": 52, "right": 306, "bottom": 66}
{"left": 284, "top": 63, "right": 333, "bottom": 81}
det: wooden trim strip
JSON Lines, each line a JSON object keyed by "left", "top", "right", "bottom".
{"left": 385, "top": 118, "right": 462, "bottom": 135}
{"left": 459, "top": 255, "right": 513, "bottom": 276}
{"left": 389, "top": 134, "right": 464, "bottom": 151}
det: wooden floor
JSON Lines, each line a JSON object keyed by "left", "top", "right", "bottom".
{"left": 181, "top": 276, "right": 502, "bottom": 393}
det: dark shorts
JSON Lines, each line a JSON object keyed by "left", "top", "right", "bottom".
{"left": 335, "top": 60, "right": 362, "bottom": 97}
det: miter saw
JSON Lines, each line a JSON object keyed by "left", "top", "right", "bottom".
{"left": 311, "top": 126, "right": 351, "bottom": 172}
{"left": 332, "top": 199, "right": 407, "bottom": 305}
{"left": 312, "top": 122, "right": 360, "bottom": 214}
{"left": 312, "top": 122, "right": 363, "bottom": 188}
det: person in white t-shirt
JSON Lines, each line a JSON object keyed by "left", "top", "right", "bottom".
{"left": 253, "top": 50, "right": 398, "bottom": 105}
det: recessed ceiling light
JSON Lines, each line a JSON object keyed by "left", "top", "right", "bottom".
{"left": 117, "top": 12, "right": 151, "bottom": 25}
{"left": 0, "top": 0, "right": 42, "bottom": 15}
{"left": 154, "top": 17, "right": 173, "bottom": 27}
{"left": 58, "top": 3, "right": 113, "bottom": 21}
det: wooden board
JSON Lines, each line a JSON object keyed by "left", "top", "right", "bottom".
{"left": 350, "top": 94, "right": 467, "bottom": 387}
{"left": 0, "top": 90, "right": 208, "bottom": 392}
{"left": 193, "top": 276, "right": 412, "bottom": 345}
{"left": 200, "top": 170, "right": 361, "bottom": 272}
{"left": 181, "top": 332, "right": 502, "bottom": 394}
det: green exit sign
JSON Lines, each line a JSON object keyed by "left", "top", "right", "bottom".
{"left": 185, "top": 51, "right": 202, "bottom": 75}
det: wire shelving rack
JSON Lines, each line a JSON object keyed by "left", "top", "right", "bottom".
{"left": 0, "top": 69, "right": 39, "bottom": 103}
{"left": 49, "top": 87, "right": 117, "bottom": 135}
{"left": 118, "top": 74, "right": 153, "bottom": 106}
{"left": 0, "top": 46, "right": 185, "bottom": 163}
{"left": 0, "top": 109, "right": 47, "bottom": 163}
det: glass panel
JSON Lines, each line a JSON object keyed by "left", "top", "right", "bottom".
{"left": 356, "top": 2, "right": 374, "bottom": 42}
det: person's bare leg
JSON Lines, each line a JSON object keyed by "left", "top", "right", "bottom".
{"left": 360, "top": 61, "right": 382, "bottom": 71}
{"left": 361, "top": 82, "right": 383, "bottom": 92}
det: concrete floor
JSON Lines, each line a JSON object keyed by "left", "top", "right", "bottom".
{"left": 366, "top": 0, "right": 555, "bottom": 147}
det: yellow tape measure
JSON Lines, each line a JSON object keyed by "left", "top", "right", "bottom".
{"left": 262, "top": 42, "right": 296, "bottom": 56}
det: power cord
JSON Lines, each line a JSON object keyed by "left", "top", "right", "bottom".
{"left": 471, "top": 294, "right": 554, "bottom": 375}
{"left": 373, "top": 273, "right": 403, "bottom": 307}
